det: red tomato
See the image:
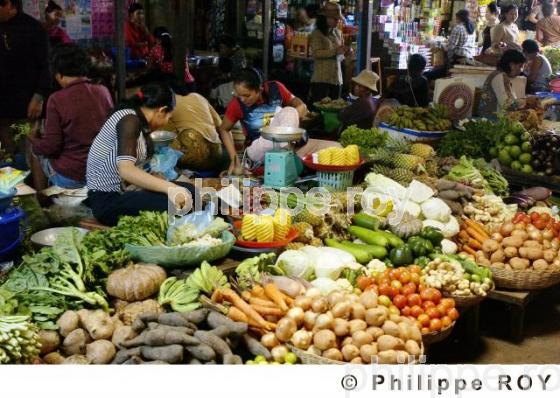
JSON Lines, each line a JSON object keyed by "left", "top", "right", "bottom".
{"left": 421, "top": 288, "right": 442, "bottom": 304}
{"left": 512, "top": 212, "right": 526, "bottom": 224}
{"left": 418, "top": 284, "right": 427, "bottom": 293}
{"left": 420, "top": 288, "right": 431, "bottom": 302}
{"left": 410, "top": 305, "right": 424, "bottom": 318}
{"left": 534, "top": 219, "right": 547, "bottom": 230}
{"left": 441, "top": 316, "right": 452, "bottom": 328}
{"left": 410, "top": 272, "right": 421, "bottom": 284}
{"left": 429, "top": 318, "right": 443, "bottom": 332}
{"left": 401, "top": 284, "right": 416, "bottom": 296}
{"left": 415, "top": 320, "right": 423, "bottom": 330}
{"left": 388, "top": 287, "right": 400, "bottom": 298}
{"left": 436, "top": 304, "right": 448, "bottom": 317}
{"left": 409, "top": 265, "right": 422, "bottom": 274}
{"left": 401, "top": 306, "right": 412, "bottom": 316}
{"left": 357, "top": 276, "right": 374, "bottom": 291}
{"left": 422, "top": 300, "right": 436, "bottom": 311}
{"left": 421, "top": 327, "right": 431, "bottom": 335}
{"left": 393, "top": 294, "right": 408, "bottom": 309}
{"left": 417, "top": 314, "right": 430, "bottom": 327}
{"left": 426, "top": 307, "right": 441, "bottom": 319}
{"left": 531, "top": 212, "right": 541, "bottom": 222}
{"left": 447, "top": 308, "right": 460, "bottom": 321}
{"left": 399, "top": 271, "right": 411, "bottom": 284}
{"left": 391, "top": 280, "right": 403, "bottom": 291}
{"left": 407, "top": 293, "right": 422, "bottom": 307}
{"left": 377, "top": 277, "right": 390, "bottom": 286}
{"left": 440, "top": 298, "right": 456, "bottom": 310}
{"left": 378, "top": 283, "right": 392, "bottom": 297}
{"left": 389, "top": 268, "right": 402, "bottom": 280}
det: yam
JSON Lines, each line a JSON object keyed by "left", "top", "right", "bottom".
{"left": 194, "top": 330, "right": 232, "bottom": 359}
{"left": 62, "top": 328, "right": 91, "bottom": 356}
{"left": 112, "top": 347, "right": 142, "bottom": 364}
{"left": 188, "top": 357, "right": 202, "bottom": 365}
{"left": 77, "top": 309, "right": 114, "bottom": 340}
{"left": 210, "top": 326, "right": 230, "bottom": 339}
{"left": 131, "top": 317, "right": 147, "bottom": 333}
{"left": 57, "top": 310, "right": 79, "bottom": 338}
{"left": 122, "top": 329, "right": 199, "bottom": 348}
{"left": 223, "top": 354, "right": 243, "bottom": 365}
{"left": 112, "top": 325, "right": 138, "bottom": 349}
{"left": 138, "top": 312, "right": 160, "bottom": 323}
{"left": 86, "top": 340, "right": 116, "bottom": 364}
{"left": 157, "top": 312, "right": 197, "bottom": 328}
{"left": 118, "top": 299, "right": 164, "bottom": 325}
{"left": 181, "top": 308, "right": 209, "bottom": 324}
{"left": 243, "top": 334, "right": 272, "bottom": 360}
{"left": 185, "top": 343, "right": 216, "bottom": 362}
{"left": 43, "top": 352, "right": 65, "bottom": 365}
{"left": 39, "top": 330, "right": 60, "bottom": 355}
{"left": 207, "top": 311, "right": 248, "bottom": 336}
{"left": 141, "top": 345, "right": 184, "bottom": 364}
{"left": 63, "top": 355, "right": 91, "bottom": 365}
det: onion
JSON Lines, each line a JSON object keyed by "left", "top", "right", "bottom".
{"left": 294, "top": 295, "right": 312, "bottom": 311}
{"left": 291, "top": 329, "right": 312, "bottom": 350}
{"left": 271, "top": 345, "right": 289, "bottom": 363}
{"left": 303, "top": 311, "right": 318, "bottom": 330}
{"left": 311, "top": 297, "right": 329, "bottom": 313}
{"left": 491, "top": 233, "right": 503, "bottom": 242}
{"left": 305, "top": 287, "right": 321, "bottom": 299}
{"left": 275, "top": 318, "right": 297, "bottom": 342}
{"left": 333, "top": 318, "right": 350, "bottom": 336}
{"left": 327, "top": 291, "right": 345, "bottom": 307}
{"left": 315, "top": 313, "right": 334, "bottom": 330}
{"left": 261, "top": 332, "right": 280, "bottom": 349}
{"left": 286, "top": 307, "right": 305, "bottom": 326}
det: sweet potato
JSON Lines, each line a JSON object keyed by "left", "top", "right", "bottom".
{"left": 194, "top": 330, "right": 232, "bottom": 359}
{"left": 131, "top": 317, "right": 147, "bottom": 333}
{"left": 62, "top": 328, "right": 91, "bottom": 356}
{"left": 57, "top": 310, "right": 79, "bottom": 337}
{"left": 86, "top": 340, "right": 116, "bottom": 364}
{"left": 243, "top": 334, "right": 272, "bottom": 360}
{"left": 207, "top": 311, "right": 249, "bottom": 336}
{"left": 157, "top": 312, "right": 197, "bottom": 328}
{"left": 141, "top": 345, "right": 184, "bottom": 363}
{"left": 77, "top": 309, "right": 114, "bottom": 340}
{"left": 188, "top": 357, "right": 202, "bottom": 365}
{"left": 112, "top": 347, "right": 142, "bottom": 364}
{"left": 181, "top": 309, "right": 209, "bottom": 324}
{"left": 210, "top": 326, "right": 230, "bottom": 339}
{"left": 39, "top": 330, "right": 60, "bottom": 355}
{"left": 185, "top": 343, "right": 216, "bottom": 362}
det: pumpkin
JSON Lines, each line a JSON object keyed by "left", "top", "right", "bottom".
{"left": 106, "top": 263, "right": 167, "bottom": 301}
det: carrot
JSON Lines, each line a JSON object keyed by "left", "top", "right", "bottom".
{"left": 458, "top": 230, "right": 470, "bottom": 243}
{"left": 241, "top": 291, "right": 252, "bottom": 301}
{"left": 468, "top": 238, "right": 482, "bottom": 250}
{"left": 462, "top": 245, "right": 476, "bottom": 256}
{"left": 463, "top": 218, "right": 490, "bottom": 239}
{"left": 221, "top": 288, "right": 271, "bottom": 330}
{"left": 249, "top": 297, "right": 278, "bottom": 308}
{"left": 466, "top": 227, "right": 488, "bottom": 244}
{"left": 211, "top": 289, "right": 223, "bottom": 303}
{"left": 227, "top": 306, "right": 248, "bottom": 323}
{"left": 279, "top": 292, "right": 294, "bottom": 305}
{"left": 251, "top": 285, "right": 268, "bottom": 300}
{"left": 264, "top": 283, "right": 289, "bottom": 312}
{"left": 252, "top": 305, "right": 285, "bottom": 316}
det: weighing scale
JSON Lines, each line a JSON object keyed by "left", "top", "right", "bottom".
{"left": 260, "top": 126, "right": 305, "bottom": 189}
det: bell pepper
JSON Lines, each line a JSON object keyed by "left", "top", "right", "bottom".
{"left": 420, "top": 227, "right": 444, "bottom": 247}
{"left": 389, "top": 245, "right": 414, "bottom": 267}
{"left": 407, "top": 236, "right": 434, "bottom": 257}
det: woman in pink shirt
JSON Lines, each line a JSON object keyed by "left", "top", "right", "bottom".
{"left": 44, "top": 1, "right": 71, "bottom": 46}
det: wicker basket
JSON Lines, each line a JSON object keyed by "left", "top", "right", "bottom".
{"left": 488, "top": 266, "right": 560, "bottom": 290}
{"left": 287, "top": 343, "right": 425, "bottom": 365}
{"left": 443, "top": 284, "right": 494, "bottom": 308}
{"left": 422, "top": 322, "right": 455, "bottom": 345}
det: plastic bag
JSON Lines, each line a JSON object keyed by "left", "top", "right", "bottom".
{"left": 270, "top": 107, "right": 299, "bottom": 128}
{"left": 0, "top": 167, "right": 29, "bottom": 195}
{"left": 166, "top": 201, "right": 217, "bottom": 244}
{"left": 148, "top": 147, "right": 183, "bottom": 181}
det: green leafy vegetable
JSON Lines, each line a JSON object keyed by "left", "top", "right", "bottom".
{"left": 472, "top": 158, "right": 509, "bottom": 196}
{"left": 340, "top": 125, "right": 388, "bottom": 154}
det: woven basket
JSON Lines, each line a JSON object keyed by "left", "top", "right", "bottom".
{"left": 443, "top": 284, "right": 494, "bottom": 308}
{"left": 422, "top": 322, "right": 455, "bottom": 345}
{"left": 488, "top": 266, "right": 560, "bottom": 290}
{"left": 287, "top": 343, "right": 425, "bottom": 365}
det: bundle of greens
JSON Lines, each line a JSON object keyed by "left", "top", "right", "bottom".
{"left": 0, "top": 315, "right": 41, "bottom": 364}
{"left": 472, "top": 158, "right": 509, "bottom": 197}
{"left": 339, "top": 125, "right": 388, "bottom": 154}
{"left": 116, "top": 211, "right": 168, "bottom": 246}
{"left": 447, "top": 156, "right": 490, "bottom": 191}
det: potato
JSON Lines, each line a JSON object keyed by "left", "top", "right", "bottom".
{"left": 341, "top": 336, "right": 353, "bottom": 347}
{"left": 482, "top": 239, "right": 500, "bottom": 253}
{"left": 341, "top": 344, "right": 360, "bottom": 361}
{"left": 348, "top": 319, "right": 367, "bottom": 334}
{"left": 313, "top": 329, "right": 337, "bottom": 351}
{"left": 43, "top": 352, "right": 65, "bottom": 365}
{"left": 405, "top": 340, "right": 421, "bottom": 356}
{"left": 503, "top": 236, "right": 524, "bottom": 248}
{"left": 331, "top": 302, "right": 351, "bottom": 320}
{"left": 491, "top": 262, "right": 505, "bottom": 268}
{"left": 532, "top": 259, "right": 549, "bottom": 271}
{"left": 351, "top": 303, "right": 366, "bottom": 320}
{"left": 63, "top": 355, "right": 91, "bottom": 365}
{"left": 307, "top": 345, "right": 322, "bottom": 356}
{"left": 409, "top": 325, "right": 422, "bottom": 342}
{"left": 377, "top": 349, "right": 398, "bottom": 364}
{"left": 311, "top": 297, "right": 329, "bottom": 313}
{"left": 397, "top": 322, "right": 412, "bottom": 341}
{"left": 326, "top": 291, "right": 345, "bottom": 308}
{"left": 366, "top": 326, "right": 384, "bottom": 340}
{"left": 57, "top": 310, "right": 79, "bottom": 338}
{"left": 377, "top": 335, "right": 399, "bottom": 352}
{"left": 39, "top": 330, "right": 60, "bottom": 355}
{"left": 523, "top": 240, "right": 542, "bottom": 249}
{"left": 543, "top": 240, "right": 552, "bottom": 250}
{"left": 518, "top": 247, "right": 543, "bottom": 261}
{"left": 490, "top": 250, "right": 505, "bottom": 263}
{"left": 510, "top": 257, "right": 530, "bottom": 270}
{"left": 352, "top": 330, "right": 373, "bottom": 348}
{"left": 359, "top": 343, "right": 377, "bottom": 364}
{"left": 511, "top": 230, "right": 529, "bottom": 241}
{"left": 504, "top": 246, "right": 518, "bottom": 258}
{"left": 322, "top": 348, "right": 343, "bottom": 361}
{"left": 62, "top": 328, "right": 91, "bottom": 356}
{"left": 365, "top": 308, "right": 387, "bottom": 327}
{"left": 396, "top": 350, "right": 412, "bottom": 364}
{"left": 478, "top": 257, "right": 491, "bottom": 267}
{"left": 389, "top": 314, "right": 401, "bottom": 323}
{"left": 350, "top": 357, "right": 363, "bottom": 364}
{"left": 359, "top": 291, "right": 378, "bottom": 309}
{"left": 381, "top": 320, "right": 400, "bottom": 337}
{"left": 543, "top": 250, "right": 556, "bottom": 263}
{"left": 86, "top": 340, "right": 116, "bottom": 364}
{"left": 333, "top": 318, "right": 350, "bottom": 337}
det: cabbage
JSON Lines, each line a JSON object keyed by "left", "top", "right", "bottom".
{"left": 421, "top": 198, "right": 452, "bottom": 222}
{"left": 276, "top": 250, "right": 315, "bottom": 280}
{"left": 365, "top": 173, "right": 407, "bottom": 200}
{"left": 441, "top": 239, "right": 458, "bottom": 254}
{"left": 301, "top": 246, "right": 357, "bottom": 280}
{"left": 442, "top": 216, "right": 460, "bottom": 238}
{"left": 311, "top": 277, "right": 340, "bottom": 295}
{"left": 393, "top": 200, "right": 422, "bottom": 218}
{"left": 407, "top": 180, "right": 435, "bottom": 203}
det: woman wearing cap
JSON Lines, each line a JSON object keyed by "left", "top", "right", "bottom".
{"left": 338, "top": 70, "right": 380, "bottom": 131}
{"left": 125, "top": 3, "right": 154, "bottom": 59}
{"left": 309, "top": 2, "right": 345, "bottom": 103}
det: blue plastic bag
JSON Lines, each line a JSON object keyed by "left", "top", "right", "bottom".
{"left": 149, "top": 147, "right": 183, "bottom": 181}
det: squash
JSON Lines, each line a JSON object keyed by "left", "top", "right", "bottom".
{"left": 388, "top": 212, "right": 423, "bottom": 239}
{"left": 106, "top": 263, "right": 167, "bottom": 301}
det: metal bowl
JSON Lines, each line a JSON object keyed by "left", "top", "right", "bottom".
{"left": 31, "top": 227, "right": 88, "bottom": 248}
{"left": 260, "top": 126, "right": 305, "bottom": 142}
{"left": 150, "top": 131, "right": 177, "bottom": 150}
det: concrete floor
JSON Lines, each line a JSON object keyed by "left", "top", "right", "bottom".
{"left": 428, "top": 286, "right": 560, "bottom": 364}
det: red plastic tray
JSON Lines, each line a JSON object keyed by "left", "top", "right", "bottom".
{"left": 302, "top": 154, "right": 365, "bottom": 172}
{"left": 233, "top": 220, "right": 299, "bottom": 248}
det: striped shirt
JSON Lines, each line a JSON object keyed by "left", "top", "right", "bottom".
{"left": 86, "top": 109, "right": 148, "bottom": 192}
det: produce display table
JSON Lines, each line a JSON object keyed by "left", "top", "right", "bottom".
{"left": 487, "top": 289, "right": 540, "bottom": 342}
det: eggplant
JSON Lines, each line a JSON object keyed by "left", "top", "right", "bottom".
{"left": 516, "top": 187, "right": 552, "bottom": 201}
{"left": 503, "top": 194, "right": 535, "bottom": 209}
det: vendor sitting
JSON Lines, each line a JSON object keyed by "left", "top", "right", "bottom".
{"left": 125, "top": 3, "right": 154, "bottom": 59}
{"left": 30, "top": 45, "right": 113, "bottom": 189}
{"left": 338, "top": 69, "right": 380, "bottom": 131}
{"left": 385, "top": 54, "right": 430, "bottom": 107}
{"left": 522, "top": 39, "right": 552, "bottom": 94}
{"left": 477, "top": 50, "right": 528, "bottom": 118}
{"left": 86, "top": 82, "right": 195, "bottom": 226}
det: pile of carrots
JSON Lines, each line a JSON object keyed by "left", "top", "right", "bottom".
{"left": 212, "top": 284, "right": 293, "bottom": 334}
{"left": 457, "top": 216, "right": 490, "bottom": 255}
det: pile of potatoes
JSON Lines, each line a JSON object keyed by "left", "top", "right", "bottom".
{"left": 477, "top": 222, "right": 560, "bottom": 271}
{"left": 267, "top": 288, "right": 423, "bottom": 364}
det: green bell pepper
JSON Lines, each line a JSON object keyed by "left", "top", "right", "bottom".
{"left": 421, "top": 227, "right": 444, "bottom": 247}
{"left": 389, "top": 245, "right": 414, "bottom": 267}
{"left": 407, "top": 236, "right": 434, "bottom": 257}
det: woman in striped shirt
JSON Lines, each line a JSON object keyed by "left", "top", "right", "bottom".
{"left": 86, "top": 82, "right": 194, "bottom": 226}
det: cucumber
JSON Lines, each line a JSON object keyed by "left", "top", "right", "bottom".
{"left": 340, "top": 241, "right": 387, "bottom": 259}
{"left": 375, "top": 230, "right": 404, "bottom": 248}
{"left": 353, "top": 212, "right": 380, "bottom": 230}
{"left": 347, "top": 226, "right": 389, "bottom": 247}
{"left": 325, "top": 238, "right": 372, "bottom": 264}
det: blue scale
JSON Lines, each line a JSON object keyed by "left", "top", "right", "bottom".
{"left": 260, "top": 127, "right": 305, "bottom": 189}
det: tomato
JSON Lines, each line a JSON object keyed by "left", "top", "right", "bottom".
{"left": 429, "top": 318, "right": 443, "bottom": 332}
{"left": 421, "top": 327, "right": 431, "bottom": 335}
{"left": 417, "top": 314, "right": 430, "bottom": 327}
{"left": 531, "top": 212, "right": 541, "bottom": 222}
{"left": 393, "top": 294, "right": 408, "bottom": 309}
{"left": 364, "top": 285, "right": 379, "bottom": 295}
{"left": 377, "top": 277, "right": 390, "bottom": 286}
{"left": 410, "top": 305, "right": 424, "bottom": 318}
{"left": 357, "top": 276, "right": 374, "bottom": 291}
{"left": 422, "top": 300, "right": 436, "bottom": 311}
{"left": 534, "top": 219, "right": 548, "bottom": 230}
{"left": 440, "top": 298, "right": 456, "bottom": 310}
{"left": 436, "top": 304, "right": 448, "bottom": 317}
{"left": 415, "top": 321, "right": 423, "bottom": 330}
{"left": 391, "top": 280, "right": 403, "bottom": 291}
{"left": 407, "top": 293, "right": 422, "bottom": 307}
{"left": 441, "top": 316, "right": 452, "bottom": 328}
{"left": 409, "top": 265, "right": 422, "bottom": 274}
{"left": 541, "top": 213, "right": 551, "bottom": 222}
{"left": 399, "top": 271, "right": 411, "bottom": 284}
{"left": 447, "top": 308, "right": 460, "bottom": 321}
{"left": 389, "top": 268, "right": 402, "bottom": 280}
{"left": 410, "top": 272, "right": 421, "bottom": 284}
{"left": 401, "top": 306, "right": 412, "bottom": 316}
{"left": 378, "top": 283, "right": 392, "bottom": 297}
{"left": 401, "top": 284, "right": 416, "bottom": 296}
{"left": 388, "top": 305, "right": 400, "bottom": 315}
{"left": 512, "top": 212, "right": 526, "bottom": 224}
{"left": 426, "top": 307, "right": 441, "bottom": 319}
{"left": 421, "top": 288, "right": 442, "bottom": 304}
{"left": 420, "top": 288, "right": 431, "bottom": 302}
{"left": 378, "top": 295, "right": 392, "bottom": 307}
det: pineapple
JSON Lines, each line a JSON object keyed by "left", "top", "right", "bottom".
{"left": 392, "top": 153, "right": 424, "bottom": 170}
{"left": 372, "top": 163, "right": 393, "bottom": 177}
{"left": 294, "top": 207, "right": 323, "bottom": 227}
{"left": 286, "top": 242, "right": 305, "bottom": 250}
{"left": 410, "top": 143, "right": 435, "bottom": 159}
{"left": 389, "top": 168, "right": 415, "bottom": 185}
{"left": 293, "top": 222, "right": 314, "bottom": 243}
{"left": 425, "top": 158, "right": 439, "bottom": 176}
{"left": 369, "top": 148, "right": 394, "bottom": 165}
